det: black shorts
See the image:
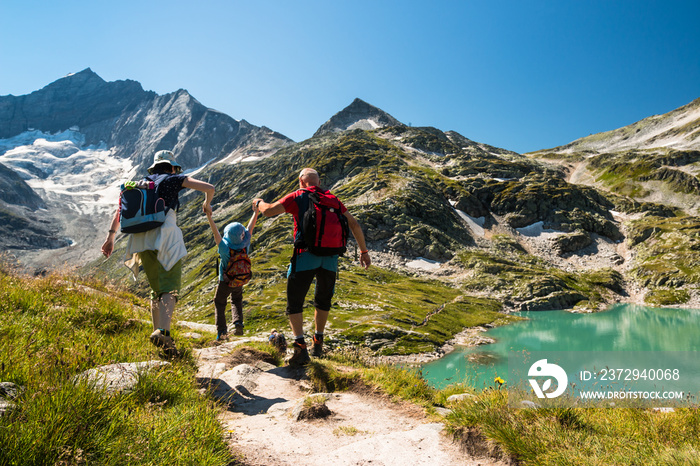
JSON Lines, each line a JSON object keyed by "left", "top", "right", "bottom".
{"left": 286, "top": 267, "right": 337, "bottom": 315}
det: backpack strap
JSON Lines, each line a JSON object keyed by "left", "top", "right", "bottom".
{"left": 290, "top": 247, "right": 298, "bottom": 276}
{"left": 147, "top": 173, "right": 178, "bottom": 212}
{"left": 294, "top": 189, "right": 311, "bottom": 247}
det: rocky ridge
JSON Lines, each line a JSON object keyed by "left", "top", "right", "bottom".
{"left": 535, "top": 97, "right": 700, "bottom": 154}
{"left": 525, "top": 99, "right": 700, "bottom": 310}
{"left": 314, "top": 97, "right": 403, "bottom": 138}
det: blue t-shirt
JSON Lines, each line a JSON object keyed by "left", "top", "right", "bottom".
{"left": 287, "top": 251, "right": 338, "bottom": 277}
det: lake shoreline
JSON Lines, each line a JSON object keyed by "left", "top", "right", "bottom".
{"left": 375, "top": 326, "right": 496, "bottom": 366}
{"left": 376, "top": 287, "right": 700, "bottom": 368}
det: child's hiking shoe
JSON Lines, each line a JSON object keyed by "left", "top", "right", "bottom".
{"left": 233, "top": 323, "right": 244, "bottom": 336}
{"left": 287, "top": 340, "right": 310, "bottom": 367}
{"left": 311, "top": 334, "right": 324, "bottom": 358}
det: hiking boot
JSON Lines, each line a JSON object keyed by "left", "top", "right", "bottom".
{"left": 216, "top": 331, "right": 229, "bottom": 341}
{"left": 233, "top": 323, "right": 244, "bottom": 336}
{"left": 150, "top": 329, "right": 178, "bottom": 357}
{"left": 311, "top": 334, "right": 324, "bottom": 358}
{"left": 287, "top": 341, "right": 310, "bottom": 367}
{"left": 150, "top": 329, "right": 173, "bottom": 348}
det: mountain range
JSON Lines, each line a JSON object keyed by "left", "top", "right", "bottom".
{"left": 0, "top": 69, "right": 291, "bottom": 267}
{"left": 0, "top": 68, "right": 292, "bottom": 169}
{"left": 1, "top": 69, "right": 699, "bottom": 354}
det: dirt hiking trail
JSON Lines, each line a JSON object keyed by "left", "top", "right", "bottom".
{"left": 193, "top": 337, "right": 508, "bottom": 466}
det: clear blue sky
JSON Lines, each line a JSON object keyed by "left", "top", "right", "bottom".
{"left": 1, "top": 0, "right": 698, "bottom": 153}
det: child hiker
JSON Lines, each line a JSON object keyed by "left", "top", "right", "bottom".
{"left": 206, "top": 202, "right": 259, "bottom": 340}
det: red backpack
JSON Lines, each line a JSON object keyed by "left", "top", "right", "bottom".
{"left": 295, "top": 187, "right": 349, "bottom": 256}
{"left": 224, "top": 249, "right": 252, "bottom": 286}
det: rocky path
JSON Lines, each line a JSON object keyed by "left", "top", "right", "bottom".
{"left": 191, "top": 331, "right": 506, "bottom": 466}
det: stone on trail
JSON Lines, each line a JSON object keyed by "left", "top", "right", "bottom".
{"left": 76, "top": 360, "right": 170, "bottom": 393}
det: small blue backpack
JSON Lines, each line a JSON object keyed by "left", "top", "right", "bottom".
{"left": 119, "top": 174, "right": 170, "bottom": 233}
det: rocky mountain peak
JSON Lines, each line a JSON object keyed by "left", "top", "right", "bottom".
{"left": 48, "top": 68, "right": 106, "bottom": 90}
{"left": 0, "top": 68, "right": 151, "bottom": 139}
{"left": 37, "top": 67, "right": 146, "bottom": 104}
{"left": 313, "top": 98, "right": 404, "bottom": 138}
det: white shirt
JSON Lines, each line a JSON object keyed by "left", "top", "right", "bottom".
{"left": 124, "top": 210, "right": 187, "bottom": 278}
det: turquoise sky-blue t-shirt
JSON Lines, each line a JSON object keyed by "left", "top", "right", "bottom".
{"left": 287, "top": 251, "right": 338, "bottom": 277}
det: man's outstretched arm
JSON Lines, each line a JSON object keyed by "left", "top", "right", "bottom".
{"left": 253, "top": 198, "right": 286, "bottom": 217}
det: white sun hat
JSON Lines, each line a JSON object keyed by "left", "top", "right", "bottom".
{"left": 148, "top": 150, "right": 182, "bottom": 174}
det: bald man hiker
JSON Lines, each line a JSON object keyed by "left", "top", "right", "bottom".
{"left": 253, "top": 167, "right": 371, "bottom": 366}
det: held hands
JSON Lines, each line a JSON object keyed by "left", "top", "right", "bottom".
{"left": 252, "top": 198, "right": 263, "bottom": 214}
{"left": 203, "top": 203, "right": 213, "bottom": 217}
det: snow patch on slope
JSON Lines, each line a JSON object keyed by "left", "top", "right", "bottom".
{"left": 0, "top": 130, "right": 135, "bottom": 217}
{"left": 347, "top": 118, "right": 382, "bottom": 131}
{"left": 516, "top": 221, "right": 565, "bottom": 239}
{"left": 406, "top": 257, "right": 441, "bottom": 270}
{"left": 449, "top": 200, "right": 486, "bottom": 237}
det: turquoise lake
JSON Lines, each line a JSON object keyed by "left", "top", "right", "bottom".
{"left": 421, "top": 304, "right": 700, "bottom": 390}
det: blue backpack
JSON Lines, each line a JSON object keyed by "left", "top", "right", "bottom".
{"left": 119, "top": 174, "right": 171, "bottom": 234}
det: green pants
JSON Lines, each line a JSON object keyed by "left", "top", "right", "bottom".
{"left": 138, "top": 250, "right": 182, "bottom": 300}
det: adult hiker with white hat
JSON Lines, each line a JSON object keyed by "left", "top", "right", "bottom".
{"left": 101, "top": 149, "right": 215, "bottom": 356}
